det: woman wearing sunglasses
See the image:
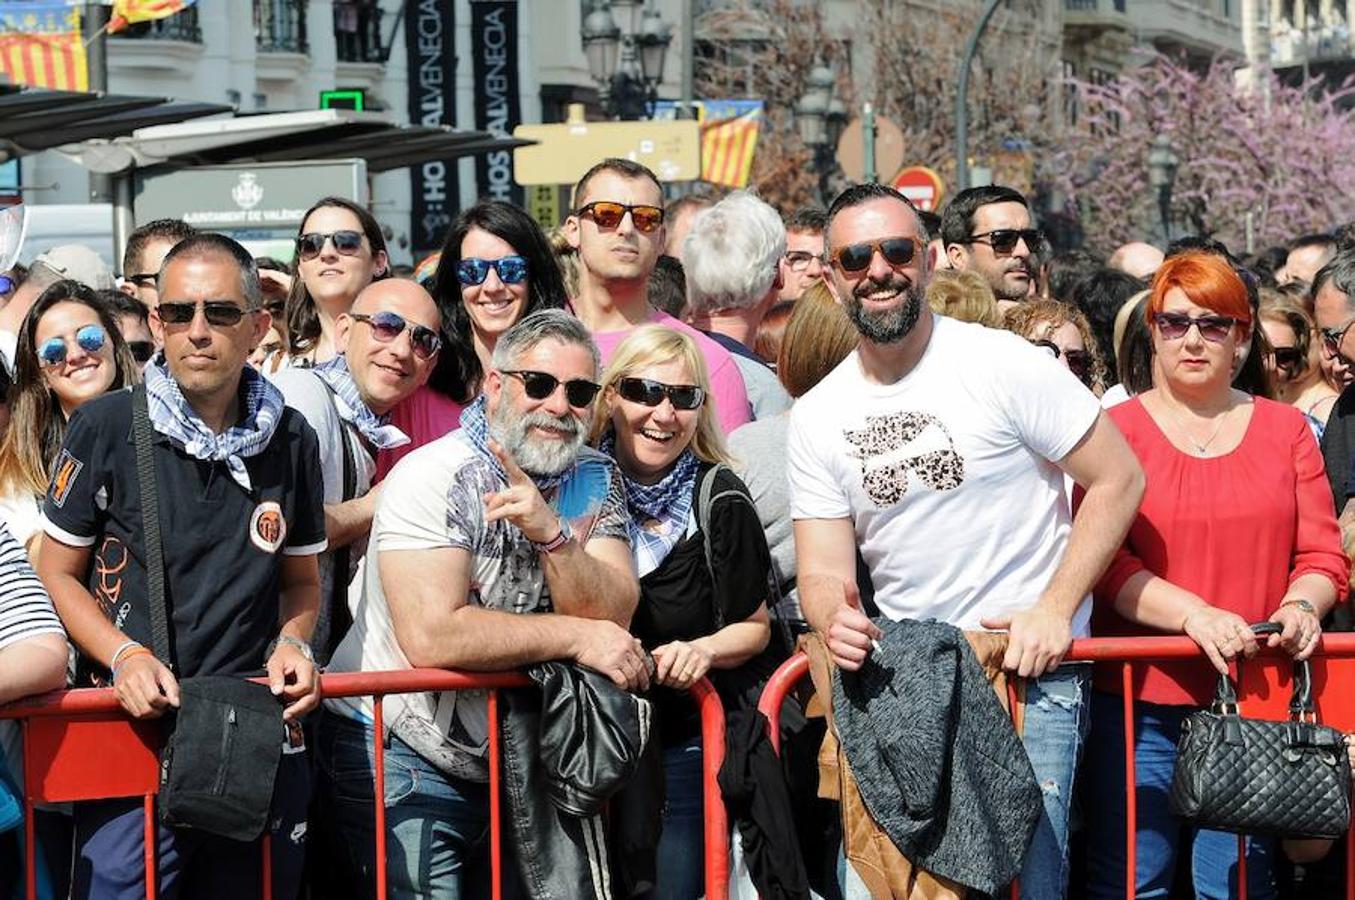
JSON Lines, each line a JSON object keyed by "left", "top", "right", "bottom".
{"left": 276, "top": 196, "right": 389, "bottom": 368}
{"left": 1258, "top": 298, "right": 1338, "bottom": 438}
{"left": 0, "top": 281, "right": 138, "bottom": 559}
{"left": 1002, "top": 298, "right": 1106, "bottom": 395}
{"left": 591, "top": 325, "right": 772, "bottom": 900}
{"left": 1081, "top": 252, "right": 1347, "bottom": 899}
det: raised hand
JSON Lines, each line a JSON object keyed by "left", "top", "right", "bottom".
{"left": 483, "top": 439, "right": 562, "bottom": 545}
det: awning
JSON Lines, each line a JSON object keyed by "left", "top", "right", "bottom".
{"left": 0, "top": 84, "right": 232, "bottom": 162}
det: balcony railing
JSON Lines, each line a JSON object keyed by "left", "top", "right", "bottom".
{"left": 115, "top": 5, "right": 202, "bottom": 42}
{"left": 255, "top": 0, "right": 308, "bottom": 54}
{"left": 1065, "top": 0, "right": 1127, "bottom": 12}
{"left": 335, "top": 3, "right": 386, "bottom": 64}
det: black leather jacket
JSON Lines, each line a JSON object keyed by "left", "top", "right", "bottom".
{"left": 500, "top": 661, "right": 653, "bottom": 900}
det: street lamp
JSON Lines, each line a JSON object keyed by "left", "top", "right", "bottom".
{"left": 795, "top": 63, "right": 840, "bottom": 204}
{"left": 1147, "top": 133, "right": 1179, "bottom": 245}
{"left": 580, "top": 0, "right": 673, "bottom": 120}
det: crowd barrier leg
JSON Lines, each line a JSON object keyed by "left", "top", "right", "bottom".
{"left": 372, "top": 694, "right": 389, "bottom": 900}
{"left": 1121, "top": 663, "right": 1135, "bottom": 900}
{"left": 488, "top": 689, "right": 503, "bottom": 900}
{"left": 691, "top": 678, "right": 730, "bottom": 900}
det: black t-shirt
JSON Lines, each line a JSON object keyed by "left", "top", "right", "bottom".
{"left": 43, "top": 388, "right": 327, "bottom": 680}
{"left": 632, "top": 463, "right": 772, "bottom": 744}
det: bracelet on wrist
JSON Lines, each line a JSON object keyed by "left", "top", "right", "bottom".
{"left": 267, "top": 634, "right": 314, "bottom": 663}
{"left": 533, "top": 520, "right": 572, "bottom": 554}
{"left": 111, "top": 647, "right": 154, "bottom": 683}
{"left": 1280, "top": 598, "right": 1317, "bottom": 615}
{"left": 109, "top": 639, "right": 144, "bottom": 671}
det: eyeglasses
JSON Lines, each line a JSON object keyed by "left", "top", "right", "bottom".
{"left": 265, "top": 300, "right": 287, "bottom": 318}
{"left": 829, "top": 237, "right": 923, "bottom": 274}
{"left": 1029, "top": 339, "right": 1092, "bottom": 385}
{"left": 296, "top": 230, "right": 365, "bottom": 261}
{"left": 38, "top": 324, "right": 107, "bottom": 368}
{"left": 501, "top": 369, "right": 601, "bottom": 408}
{"left": 1153, "top": 312, "right": 1238, "bottom": 343}
{"left": 576, "top": 201, "right": 665, "bottom": 234}
{"left": 616, "top": 376, "right": 706, "bottom": 411}
{"left": 126, "top": 341, "right": 155, "bottom": 364}
{"left": 1271, "top": 346, "right": 1304, "bottom": 371}
{"left": 125, "top": 273, "right": 157, "bottom": 290}
{"left": 784, "top": 250, "right": 822, "bottom": 273}
{"left": 158, "top": 301, "right": 254, "bottom": 328}
{"left": 963, "top": 229, "right": 1047, "bottom": 255}
{"left": 457, "top": 256, "right": 529, "bottom": 286}
{"left": 350, "top": 311, "right": 443, "bottom": 360}
{"left": 1321, "top": 319, "right": 1355, "bottom": 358}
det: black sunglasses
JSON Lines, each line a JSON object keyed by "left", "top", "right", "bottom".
{"left": 964, "top": 229, "right": 1046, "bottom": 255}
{"left": 1321, "top": 319, "right": 1355, "bottom": 357}
{"left": 127, "top": 340, "right": 155, "bottom": 364}
{"left": 296, "top": 230, "right": 365, "bottom": 260}
{"left": 157, "top": 301, "right": 254, "bottom": 328}
{"left": 616, "top": 376, "right": 706, "bottom": 411}
{"left": 501, "top": 369, "right": 601, "bottom": 408}
{"left": 829, "top": 237, "right": 922, "bottom": 274}
{"left": 1271, "top": 346, "right": 1304, "bottom": 371}
{"left": 350, "top": 311, "right": 442, "bottom": 360}
{"left": 125, "top": 273, "right": 157, "bottom": 289}
{"left": 1029, "top": 339, "right": 1091, "bottom": 385}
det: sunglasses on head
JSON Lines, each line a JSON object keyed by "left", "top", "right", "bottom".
{"left": 127, "top": 341, "right": 155, "bottom": 364}
{"left": 1153, "top": 311, "right": 1237, "bottom": 343}
{"left": 1029, "top": 339, "right": 1091, "bottom": 385}
{"left": 296, "top": 230, "right": 365, "bottom": 261}
{"left": 158, "top": 301, "right": 253, "bottom": 328}
{"left": 501, "top": 369, "right": 601, "bottom": 408}
{"left": 576, "top": 201, "right": 665, "bottom": 234}
{"left": 1271, "top": 346, "right": 1304, "bottom": 371}
{"left": 350, "top": 311, "right": 443, "bottom": 360}
{"left": 964, "top": 228, "right": 1046, "bottom": 255}
{"left": 38, "top": 324, "right": 107, "bottom": 368}
{"left": 457, "top": 256, "right": 529, "bottom": 286}
{"left": 829, "top": 237, "right": 922, "bottom": 274}
{"left": 616, "top": 376, "right": 706, "bottom": 411}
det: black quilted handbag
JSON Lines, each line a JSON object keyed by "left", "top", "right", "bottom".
{"left": 1169, "top": 623, "right": 1351, "bottom": 839}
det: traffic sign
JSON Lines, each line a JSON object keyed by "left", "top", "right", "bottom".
{"left": 836, "top": 114, "right": 904, "bottom": 184}
{"left": 892, "top": 165, "right": 945, "bottom": 211}
{"left": 512, "top": 120, "right": 702, "bottom": 188}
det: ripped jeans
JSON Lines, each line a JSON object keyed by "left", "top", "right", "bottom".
{"left": 1017, "top": 663, "right": 1091, "bottom": 900}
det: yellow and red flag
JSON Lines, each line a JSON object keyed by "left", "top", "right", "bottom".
{"left": 109, "top": 0, "right": 195, "bottom": 33}
{"left": 697, "top": 100, "right": 763, "bottom": 189}
{"left": 0, "top": 2, "right": 87, "bottom": 91}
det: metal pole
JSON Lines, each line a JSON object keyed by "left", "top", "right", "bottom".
{"left": 112, "top": 173, "right": 133, "bottom": 275}
{"left": 83, "top": 2, "right": 111, "bottom": 204}
{"left": 863, "top": 102, "right": 876, "bottom": 184}
{"left": 680, "top": 0, "right": 695, "bottom": 119}
{"left": 954, "top": 0, "right": 1003, "bottom": 193}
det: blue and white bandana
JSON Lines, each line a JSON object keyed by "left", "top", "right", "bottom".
{"left": 311, "top": 357, "right": 409, "bottom": 450}
{"left": 142, "top": 356, "right": 285, "bottom": 492}
{"left": 599, "top": 430, "right": 700, "bottom": 578}
{"left": 460, "top": 395, "right": 570, "bottom": 494}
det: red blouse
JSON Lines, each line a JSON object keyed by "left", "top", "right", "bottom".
{"left": 1091, "top": 396, "right": 1349, "bottom": 706}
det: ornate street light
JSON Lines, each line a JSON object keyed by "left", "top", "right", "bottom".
{"left": 580, "top": 0, "right": 673, "bottom": 120}
{"left": 795, "top": 63, "right": 841, "bottom": 204}
{"left": 581, "top": 2, "right": 621, "bottom": 87}
{"left": 1147, "top": 133, "right": 1179, "bottom": 243}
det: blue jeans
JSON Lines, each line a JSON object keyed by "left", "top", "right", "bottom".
{"left": 1084, "top": 691, "right": 1276, "bottom": 899}
{"left": 316, "top": 712, "right": 518, "bottom": 900}
{"left": 646, "top": 738, "right": 705, "bottom": 900}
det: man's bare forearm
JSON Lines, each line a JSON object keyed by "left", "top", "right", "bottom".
{"left": 402, "top": 606, "right": 586, "bottom": 670}
{"left": 1037, "top": 471, "right": 1143, "bottom": 619}
{"left": 541, "top": 539, "right": 637, "bottom": 626}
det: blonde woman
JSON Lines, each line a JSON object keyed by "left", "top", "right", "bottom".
{"left": 1004, "top": 298, "right": 1108, "bottom": 395}
{"left": 1258, "top": 297, "right": 1338, "bottom": 437}
{"left": 926, "top": 268, "right": 1003, "bottom": 328}
{"left": 592, "top": 324, "right": 771, "bottom": 900}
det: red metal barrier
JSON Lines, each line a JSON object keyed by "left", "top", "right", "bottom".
{"left": 1, "top": 668, "right": 731, "bottom": 900}
{"left": 757, "top": 634, "right": 1355, "bottom": 900}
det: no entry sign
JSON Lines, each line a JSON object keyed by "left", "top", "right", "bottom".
{"left": 892, "top": 165, "right": 945, "bottom": 212}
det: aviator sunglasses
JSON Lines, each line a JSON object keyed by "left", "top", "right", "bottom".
{"left": 576, "top": 201, "right": 665, "bottom": 234}
{"left": 38, "top": 324, "right": 108, "bottom": 368}
{"left": 501, "top": 369, "right": 602, "bottom": 408}
{"left": 829, "top": 237, "right": 922, "bottom": 274}
{"left": 158, "top": 301, "right": 254, "bottom": 328}
{"left": 457, "top": 256, "right": 529, "bottom": 286}
{"left": 1029, "top": 339, "right": 1091, "bottom": 386}
{"left": 616, "top": 377, "right": 706, "bottom": 411}
{"left": 350, "top": 311, "right": 443, "bottom": 359}
{"left": 1153, "top": 312, "right": 1237, "bottom": 343}
{"left": 296, "top": 230, "right": 365, "bottom": 261}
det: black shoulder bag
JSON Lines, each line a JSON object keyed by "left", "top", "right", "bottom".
{"left": 1169, "top": 622, "right": 1352, "bottom": 839}
{"left": 132, "top": 386, "right": 284, "bottom": 842}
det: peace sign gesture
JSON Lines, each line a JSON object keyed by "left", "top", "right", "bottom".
{"left": 484, "top": 438, "right": 563, "bottom": 545}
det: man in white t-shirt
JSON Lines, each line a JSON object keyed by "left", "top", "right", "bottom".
{"left": 789, "top": 183, "right": 1143, "bottom": 899}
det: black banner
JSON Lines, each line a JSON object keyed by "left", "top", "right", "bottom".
{"left": 406, "top": 0, "right": 457, "bottom": 255}
{"left": 470, "top": 0, "right": 522, "bottom": 207}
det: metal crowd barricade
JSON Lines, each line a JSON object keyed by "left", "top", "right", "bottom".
{"left": 756, "top": 634, "right": 1355, "bottom": 900}
{"left": 1, "top": 668, "right": 731, "bottom": 900}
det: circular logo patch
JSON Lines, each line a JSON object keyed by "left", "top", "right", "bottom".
{"left": 249, "top": 501, "right": 287, "bottom": 553}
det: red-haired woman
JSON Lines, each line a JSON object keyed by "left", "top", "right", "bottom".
{"left": 1082, "top": 252, "right": 1348, "bottom": 898}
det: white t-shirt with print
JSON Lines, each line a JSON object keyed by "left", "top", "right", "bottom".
{"left": 788, "top": 313, "right": 1101, "bottom": 636}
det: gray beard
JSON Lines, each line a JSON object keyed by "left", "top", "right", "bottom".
{"left": 845, "top": 281, "right": 925, "bottom": 344}
{"left": 488, "top": 404, "right": 585, "bottom": 477}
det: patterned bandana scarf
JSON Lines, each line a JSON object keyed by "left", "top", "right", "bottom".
{"left": 142, "top": 356, "right": 284, "bottom": 492}
{"left": 311, "top": 357, "right": 409, "bottom": 450}
{"left": 460, "top": 395, "right": 570, "bottom": 494}
{"left": 599, "top": 430, "right": 700, "bottom": 578}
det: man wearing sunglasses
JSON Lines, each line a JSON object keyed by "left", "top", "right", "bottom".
{"left": 565, "top": 157, "right": 752, "bottom": 434}
{"left": 942, "top": 185, "right": 1044, "bottom": 312}
{"left": 789, "top": 182, "right": 1143, "bottom": 899}
{"left": 39, "top": 234, "right": 325, "bottom": 898}
{"left": 322, "top": 310, "right": 644, "bottom": 896}
{"left": 1312, "top": 254, "right": 1355, "bottom": 562}
{"left": 271, "top": 279, "right": 440, "bottom": 665}
{"left": 119, "top": 218, "right": 197, "bottom": 316}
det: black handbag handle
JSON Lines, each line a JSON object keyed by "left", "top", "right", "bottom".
{"left": 1210, "top": 622, "right": 1314, "bottom": 719}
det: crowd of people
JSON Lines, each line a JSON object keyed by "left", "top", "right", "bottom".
{"left": 0, "top": 156, "right": 1351, "bottom": 900}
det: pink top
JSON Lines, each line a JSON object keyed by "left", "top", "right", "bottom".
{"left": 374, "top": 385, "right": 466, "bottom": 482}
{"left": 590, "top": 310, "right": 752, "bottom": 435}
{"left": 1089, "top": 397, "right": 1348, "bottom": 706}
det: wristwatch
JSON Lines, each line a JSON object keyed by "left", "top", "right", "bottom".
{"left": 533, "top": 519, "right": 573, "bottom": 554}
{"left": 1281, "top": 599, "right": 1317, "bottom": 615}
{"left": 267, "top": 634, "right": 314, "bottom": 663}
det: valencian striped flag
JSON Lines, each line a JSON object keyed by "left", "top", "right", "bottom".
{"left": 652, "top": 99, "right": 765, "bottom": 189}
{"left": 0, "top": 2, "right": 87, "bottom": 91}
{"left": 109, "top": 0, "right": 196, "bottom": 34}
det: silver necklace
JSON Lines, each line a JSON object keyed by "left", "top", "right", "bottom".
{"left": 1168, "top": 402, "right": 1230, "bottom": 456}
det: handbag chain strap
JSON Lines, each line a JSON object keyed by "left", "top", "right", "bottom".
{"left": 132, "top": 385, "right": 173, "bottom": 671}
